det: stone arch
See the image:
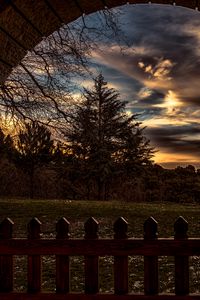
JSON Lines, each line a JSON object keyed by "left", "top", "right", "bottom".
{"left": 0, "top": 0, "right": 199, "bottom": 83}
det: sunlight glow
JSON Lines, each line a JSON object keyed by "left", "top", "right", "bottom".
{"left": 153, "top": 90, "right": 182, "bottom": 114}
{"left": 164, "top": 90, "right": 182, "bottom": 113}
{"left": 143, "top": 116, "right": 188, "bottom": 127}
{"left": 155, "top": 151, "right": 200, "bottom": 168}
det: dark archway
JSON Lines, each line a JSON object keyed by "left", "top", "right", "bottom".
{"left": 0, "top": 0, "right": 199, "bottom": 83}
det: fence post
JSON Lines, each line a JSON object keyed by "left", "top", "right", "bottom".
{"left": 84, "top": 217, "right": 99, "bottom": 294}
{"left": 0, "top": 218, "right": 14, "bottom": 292}
{"left": 174, "top": 216, "right": 189, "bottom": 295}
{"left": 56, "top": 217, "right": 70, "bottom": 293}
{"left": 27, "top": 217, "right": 41, "bottom": 293}
{"left": 144, "top": 217, "right": 158, "bottom": 295}
{"left": 113, "top": 217, "right": 128, "bottom": 295}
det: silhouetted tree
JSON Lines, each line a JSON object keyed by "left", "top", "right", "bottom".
{"left": 116, "top": 117, "right": 154, "bottom": 176}
{"left": 14, "top": 121, "right": 54, "bottom": 198}
{"left": 0, "top": 128, "right": 14, "bottom": 159}
{"left": 0, "top": 129, "right": 20, "bottom": 196}
{"left": 65, "top": 74, "right": 154, "bottom": 200}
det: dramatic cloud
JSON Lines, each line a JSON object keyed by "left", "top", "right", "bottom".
{"left": 147, "top": 124, "right": 200, "bottom": 153}
{"left": 81, "top": 4, "right": 200, "bottom": 167}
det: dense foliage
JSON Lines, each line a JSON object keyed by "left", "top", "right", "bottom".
{"left": 0, "top": 127, "right": 199, "bottom": 202}
{"left": 62, "top": 74, "right": 154, "bottom": 200}
{"left": 0, "top": 75, "right": 199, "bottom": 202}
{"left": 13, "top": 122, "right": 54, "bottom": 198}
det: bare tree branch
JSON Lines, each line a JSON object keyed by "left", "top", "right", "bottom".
{"left": 0, "top": 8, "right": 125, "bottom": 133}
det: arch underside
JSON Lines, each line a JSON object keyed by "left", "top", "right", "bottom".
{"left": 0, "top": 0, "right": 199, "bottom": 83}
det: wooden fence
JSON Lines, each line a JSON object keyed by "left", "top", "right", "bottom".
{"left": 0, "top": 216, "right": 200, "bottom": 299}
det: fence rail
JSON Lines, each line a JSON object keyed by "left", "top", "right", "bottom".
{"left": 0, "top": 216, "right": 200, "bottom": 300}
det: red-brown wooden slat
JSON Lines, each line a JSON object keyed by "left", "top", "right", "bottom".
{"left": 0, "top": 293, "right": 200, "bottom": 300}
{"left": 0, "top": 217, "right": 200, "bottom": 299}
{"left": 1, "top": 239, "right": 200, "bottom": 256}
{"left": 0, "top": 218, "right": 14, "bottom": 292}
{"left": 27, "top": 217, "right": 41, "bottom": 293}
{"left": 56, "top": 217, "right": 70, "bottom": 293}
{"left": 144, "top": 217, "right": 159, "bottom": 295}
{"left": 114, "top": 217, "right": 128, "bottom": 295}
{"left": 174, "top": 217, "right": 189, "bottom": 296}
{"left": 84, "top": 217, "right": 99, "bottom": 294}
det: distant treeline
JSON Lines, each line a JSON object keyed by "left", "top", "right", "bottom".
{"left": 0, "top": 139, "right": 200, "bottom": 203}
{"left": 0, "top": 124, "right": 199, "bottom": 202}
{"left": 1, "top": 74, "right": 199, "bottom": 203}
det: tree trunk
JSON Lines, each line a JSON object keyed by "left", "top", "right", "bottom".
{"left": 29, "top": 168, "right": 35, "bottom": 199}
{"left": 97, "top": 178, "right": 106, "bottom": 201}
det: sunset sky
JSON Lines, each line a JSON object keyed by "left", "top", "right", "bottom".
{"left": 78, "top": 4, "right": 200, "bottom": 169}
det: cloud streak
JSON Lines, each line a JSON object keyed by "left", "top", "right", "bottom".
{"left": 83, "top": 4, "right": 200, "bottom": 167}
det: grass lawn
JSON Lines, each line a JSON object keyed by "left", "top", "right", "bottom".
{"left": 0, "top": 199, "right": 200, "bottom": 293}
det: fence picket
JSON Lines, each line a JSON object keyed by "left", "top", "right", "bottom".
{"left": 56, "top": 217, "right": 70, "bottom": 293}
{"left": 0, "top": 218, "right": 14, "bottom": 292}
{"left": 144, "top": 217, "right": 158, "bottom": 295}
{"left": 0, "top": 216, "right": 199, "bottom": 299}
{"left": 84, "top": 217, "right": 99, "bottom": 294}
{"left": 174, "top": 216, "right": 189, "bottom": 295}
{"left": 27, "top": 217, "right": 41, "bottom": 293}
{"left": 114, "top": 217, "right": 128, "bottom": 295}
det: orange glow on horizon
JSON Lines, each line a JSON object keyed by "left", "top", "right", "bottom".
{"left": 154, "top": 150, "right": 200, "bottom": 168}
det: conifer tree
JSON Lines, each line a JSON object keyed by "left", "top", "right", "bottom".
{"left": 66, "top": 74, "right": 154, "bottom": 200}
